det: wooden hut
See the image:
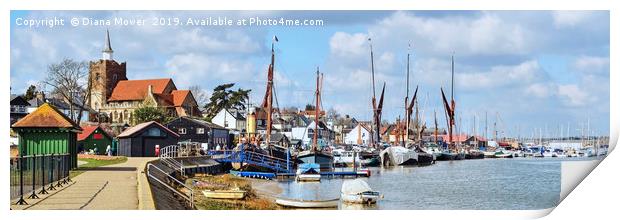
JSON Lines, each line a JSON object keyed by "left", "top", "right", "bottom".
{"left": 77, "top": 125, "right": 113, "bottom": 154}
{"left": 11, "top": 103, "right": 82, "bottom": 169}
{"left": 165, "top": 116, "right": 230, "bottom": 148}
{"left": 117, "top": 121, "right": 179, "bottom": 157}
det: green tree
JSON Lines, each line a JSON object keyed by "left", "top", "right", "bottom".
{"left": 23, "top": 85, "right": 38, "bottom": 100}
{"left": 133, "top": 106, "right": 172, "bottom": 124}
{"left": 203, "top": 83, "right": 251, "bottom": 121}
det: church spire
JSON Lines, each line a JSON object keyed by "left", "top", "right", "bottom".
{"left": 102, "top": 29, "right": 113, "bottom": 60}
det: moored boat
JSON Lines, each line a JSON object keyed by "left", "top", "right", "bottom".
{"left": 275, "top": 198, "right": 339, "bottom": 208}
{"left": 380, "top": 146, "right": 418, "bottom": 166}
{"left": 465, "top": 150, "right": 485, "bottom": 159}
{"left": 296, "top": 163, "right": 321, "bottom": 182}
{"left": 341, "top": 179, "right": 381, "bottom": 205}
{"left": 437, "top": 150, "right": 457, "bottom": 161}
{"left": 202, "top": 189, "right": 246, "bottom": 200}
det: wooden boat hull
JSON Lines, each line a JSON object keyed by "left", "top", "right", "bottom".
{"left": 202, "top": 190, "right": 246, "bottom": 199}
{"left": 465, "top": 152, "right": 485, "bottom": 159}
{"left": 417, "top": 153, "right": 434, "bottom": 166}
{"left": 275, "top": 198, "right": 339, "bottom": 208}
{"left": 297, "top": 152, "right": 334, "bottom": 171}
{"left": 453, "top": 153, "right": 465, "bottom": 160}
{"left": 437, "top": 152, "right": 456, "bottom": 161}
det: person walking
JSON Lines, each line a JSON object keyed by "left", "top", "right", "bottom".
{"left": 106, "top": 145, "right": 112, "bottom": 156}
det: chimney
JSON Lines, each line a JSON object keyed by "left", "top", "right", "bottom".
{"left": 36, "top": 91, "right": 45, "bottom": 100}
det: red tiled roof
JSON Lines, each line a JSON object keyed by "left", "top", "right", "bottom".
{"left": 12, "top": 103, "right": 81, "bottom": 129}
{"left": 77, "top": 125, "right": 111, "bottom": 141}
{"left": 438, "top": 134, "right": 469, "bottom": 142}
{"left": 78, "top": 126, "right": 98, "bottom": 141}
{"left": 108, "top": 79, "right": 174, "bottom": 101}
{"left": 171, "top": 90, "right": 190, "bottom": 106}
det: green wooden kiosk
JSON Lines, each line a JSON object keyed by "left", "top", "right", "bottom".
{"left": 11, "top": 103, "right": 82, "bottom": 169}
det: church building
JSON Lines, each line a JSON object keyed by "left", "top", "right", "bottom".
{"left": 88, "top": 30, "right": 200, "bottom": 125}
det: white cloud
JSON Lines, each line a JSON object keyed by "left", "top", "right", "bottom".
{"left": 552, "top": 11, "right": 594, "bottom": 28}
{"left": 573, "top": 55, "right": 609, "bottom": 75}
{"left": 456, "top": 60, "right": 544, "bottom": 90}
{"left": 557, "top": 84, "right": 588, "bottom": 107}
{"left": 526, "top": 83, "right": 555, "bottom": 98}
{"left": 370, "top": 11, "right": 534, "bottom": 56}
{"left": 329, "top": 32, "right": 368, "bottom": 59}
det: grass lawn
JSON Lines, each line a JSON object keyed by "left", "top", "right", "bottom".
{"left": 70, "top": 156, "right": 128, "bottom": 178}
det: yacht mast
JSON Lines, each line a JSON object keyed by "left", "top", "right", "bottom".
{"left": 313, "top": 67, "right": 321, "bottom": 152}
{"left": 369, "top": 38, "right": 377, "bottom": 147}
{"left": 404, "top": 44, "right": 411, "bottom": 147}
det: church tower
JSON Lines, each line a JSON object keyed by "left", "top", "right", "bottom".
{"left": 89, "top": 29, "right": 128, "bottom": 112}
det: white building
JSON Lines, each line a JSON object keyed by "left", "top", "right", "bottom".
{"left": 211, "top": 108, "right": 246, "bottom": 133}
{"left": 290, "top": 121, "right": 334, "bottom": 147}
{"left": 344, "top": 123, "right": 372, "bottom": 145}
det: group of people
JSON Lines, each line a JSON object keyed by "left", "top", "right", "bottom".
{"left": 77, "top": 145, "right": 114, "bottom": 156}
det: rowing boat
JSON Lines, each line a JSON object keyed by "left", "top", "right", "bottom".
{"left": 275, "top": 198, "right": 339, "bottom": 208}
{"left": 202, "top": 189, "right": 246, "bottom": 199}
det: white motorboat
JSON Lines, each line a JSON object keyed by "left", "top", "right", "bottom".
{"left": 333, "top": 149, "right": 361, "bottom": 167}
{"left": 340, "top": 179, "right": 381, "bottom": 205}
{"left": 296, "top": 163, "right": 321, "bottom": 182}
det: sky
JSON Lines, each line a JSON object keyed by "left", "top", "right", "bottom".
{"left": 10, "top": 10, "right": 610, "bottom": 137}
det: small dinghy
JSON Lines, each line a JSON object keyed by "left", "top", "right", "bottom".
{"left": 340, "top": 179, "right": 381, "bottom": 205}
{"left": 202, "top": 189, "right": 246, "bottom": 199}
{"left": 296, "top": 163, "right": 321, "bottom": 182}
{"left": 275, "top": 198, "right": 339, "bottom": 208}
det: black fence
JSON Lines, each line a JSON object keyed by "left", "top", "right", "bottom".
{"left": 10, "top": 154, "right": 72, "bottom": 205}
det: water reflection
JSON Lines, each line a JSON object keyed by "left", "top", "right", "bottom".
{"left": 277, "top": 157, "right": 591, "bottom": 210}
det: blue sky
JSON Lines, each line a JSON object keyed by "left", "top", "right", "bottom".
{"left": 10, "top": 10, "right": 610, "bottom": 137}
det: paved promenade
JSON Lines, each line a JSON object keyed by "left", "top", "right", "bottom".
{"left": 11, "top": 157, "right": 156, "bottom": 210}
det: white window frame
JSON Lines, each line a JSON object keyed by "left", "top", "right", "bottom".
{"left": 197, "top": 127, "right": 205, "bottom": 134}
{"left": 178, "top": 128, "right": 187, "bottom": 134}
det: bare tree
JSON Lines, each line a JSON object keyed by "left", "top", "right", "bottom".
{"left": 189, "top": 85, "right": 209, "bottom": 110}
{"left": 44, "top": 58, "right": 90, "bottom": 123}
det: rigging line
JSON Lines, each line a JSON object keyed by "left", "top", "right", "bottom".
{"left": 272, "top": 82, "right": 280, "bottom": 112}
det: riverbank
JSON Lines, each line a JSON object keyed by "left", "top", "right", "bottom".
{"left": 190, "top": 174, "right": 280, "bottom": 210}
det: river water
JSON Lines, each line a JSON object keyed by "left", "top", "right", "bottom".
{"left": 276, "top": 157, "right": 591, "bottom": 210}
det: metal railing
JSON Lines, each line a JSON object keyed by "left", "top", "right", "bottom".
{"left": 10, "top": 154, "right": 72, "bottom": 205}
{"left": 159, "top": 145, "right": 185, "bottom": 176}
{"left": 147, "top": 163, "right": 194, "bottom": 208}
{"left": 208, "top": 150, "right": 291, "bottom": 173}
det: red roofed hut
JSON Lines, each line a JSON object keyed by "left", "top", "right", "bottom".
{"left": 77, "top": 125, "right": 113, "bottom": 154}
{"left": 11, "top": 103, "right": 82, "bottom": 169}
